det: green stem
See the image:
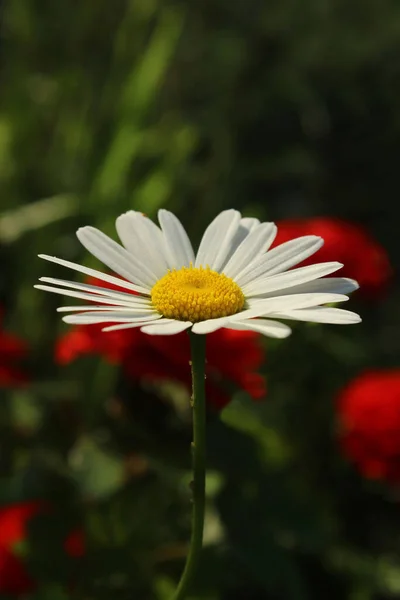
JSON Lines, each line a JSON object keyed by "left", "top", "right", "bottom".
{"left": 172, "top": 332, "right": 207, "bottom": 600}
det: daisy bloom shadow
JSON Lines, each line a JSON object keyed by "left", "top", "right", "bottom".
{"left": 34, "top": 209, "right": 361, "bottom": 337}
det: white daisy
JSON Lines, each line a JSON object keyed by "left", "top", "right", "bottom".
{"left": 35, "top": 209, "right": 361, "bottom": 338}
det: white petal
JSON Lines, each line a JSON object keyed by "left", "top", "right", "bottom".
{"left": 223, "top": 222, "right": 277, "bottom": 279}
{"left": 254, "top": 277, "right": 359, "bottom": 298}
{"left": 195, "top": 210, "right": 241, "bottom": 268}
{"left": 227, "top": 319, "right": 292, "bottom": 338}
{"left": 201, "top": 212, "right": 242, "bottom": 272}
{"left": 243, "top": 262, "right": 344, "bottom": 297}
{"left": 63, "top": 312, "right": 161, "bottom": 325}
{"left": 140, "top": 320, "right": 193, "bottom": 335}
{"left": 102, "top": 320, "right": 165, "bottom": 332}
{"left": 116, "top": 212, "right": 168, "bottom": 277}
{"left": 191, "top": 317, "right": 232, "bottom": 334}
{"left": 35, "top": 284, "right": 149, "bottom": 308}
{"left": 38, "top": 277, "right": 151, "bottom": 305}
{"left": 57, "top": 305, "right": 155, "bottom": 313}
{"left": 38, "top": 254, "right": 149, "bottom": 294}
{"left": 236, "top": 236, "right": 324, "bottom": 286}
{"left": 77, "top": 226, "right": 156, "bottom": 288}
{"left": 239, "top": 218, "right": 260, "bottom": 233}
{"left": 244, "top": 292, "right": 349, "bottom": 318}
{"left": 218, "top": 217, "right": 262, "bottom": 271}
{"left": 270, "top": 307, "right": 362, "bottom": 324}
{"left": 158, "top": 209, "right": 195, "bottom": 268}
{"left": 191, "top": 292, "right": 348, "bottom": 333}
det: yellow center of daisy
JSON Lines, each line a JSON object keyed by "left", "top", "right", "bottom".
{"left": 151, "top": 265, "right": 245, "bottom": 322}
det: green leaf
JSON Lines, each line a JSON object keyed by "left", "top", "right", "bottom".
{"left": 69, "top": 436, "right": 125, "bottom": 500}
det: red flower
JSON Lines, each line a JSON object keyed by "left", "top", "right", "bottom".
{"left": 0, "top": 309, "right": 28, "bottom": 387}
{"left": 55, "top": 280, "right": 266, "bottom": 409}
{"left": 0, "top": 502, "right": 84, "bottom": 595}
{"left": 336, "top": 370, "right": 400, "bottom": 483}
{"left": 64, "top": 529, "right": 85, "bottom": 558}
{"left": 274, "top": 217, "right": 392, "bottom": 299}
{"left": 0, "top": 502, "right": 40, "bottom": 595}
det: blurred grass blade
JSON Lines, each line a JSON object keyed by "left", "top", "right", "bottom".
{"left": 93, "top": 7, "right": 184, "bottom": 202}
{"left": 0, "top": 194, "right": 78, "bottom": 243}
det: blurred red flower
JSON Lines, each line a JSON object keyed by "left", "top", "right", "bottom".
{"left": 64, "top": 528, "right": 85, "bottom": 558}
{"left": 274, "top": 217, "right": 392, "bottom": 299}
{"left": 0, "top": 501, "right": 84, "bottom": 595}
{"left": 0, "top": 502, "right": 40, "bottom": 595}
{"left": 337, "top": 370, "right": 400, "bottom": 483}
{"left": 0, "top": 309, "right": 28, "bottom": 386}
{"left": 55, "top": 280, "right": 266, "bottom": 409}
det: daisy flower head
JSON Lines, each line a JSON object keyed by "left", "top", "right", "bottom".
{"left": 35, "top": 210, "right": 361, "bottom": 338}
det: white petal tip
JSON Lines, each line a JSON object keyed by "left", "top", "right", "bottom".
{"left": 332, "top": 315, "right": 362, "bottom": 325}
{"left": 62, "top": 315, "right": 79, "bottom": 323}
{"left": 336, "top": 310, "right": 362, "bottom": 324}
{"left": 157, "top": 208, "right": 173, "bottom": 220}
{"left": 349, "top": 279, "right": 360, "bottom": 291}
{"left": 299, "top": 235, "right": 324, "bottom": 245}
{"left": 34, "top": 284, "right": 50, "bottom": 291}
{"left": 191, "top": 318, "right": 229, "bottom": 334}
{"left": 276, "top": 330, "right": 292, "bottom": 339}
{"left": 351, "top": 315, "right": 362, "bottom": 324}
{"left": 116, "top": 213, "right": 134, "bottom": 224}
{"left": 140, "top": 321, "right": 192, "bottom": 335}
{"left": 328, "top": 313, "right": 362, "bottom": 325}
{"left": 76, "top": 226, "right": 92, "bottom": 239}
{"left": 311, "top": 236, "right": 325, "bottom": 250}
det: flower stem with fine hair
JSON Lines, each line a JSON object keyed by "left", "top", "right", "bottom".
{"left": 172, "top": 332, "right": 207, "bottom": 600}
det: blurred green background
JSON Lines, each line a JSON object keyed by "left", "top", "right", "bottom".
{"left": 1, "top": 0, "right": 400, "bottom": 598}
